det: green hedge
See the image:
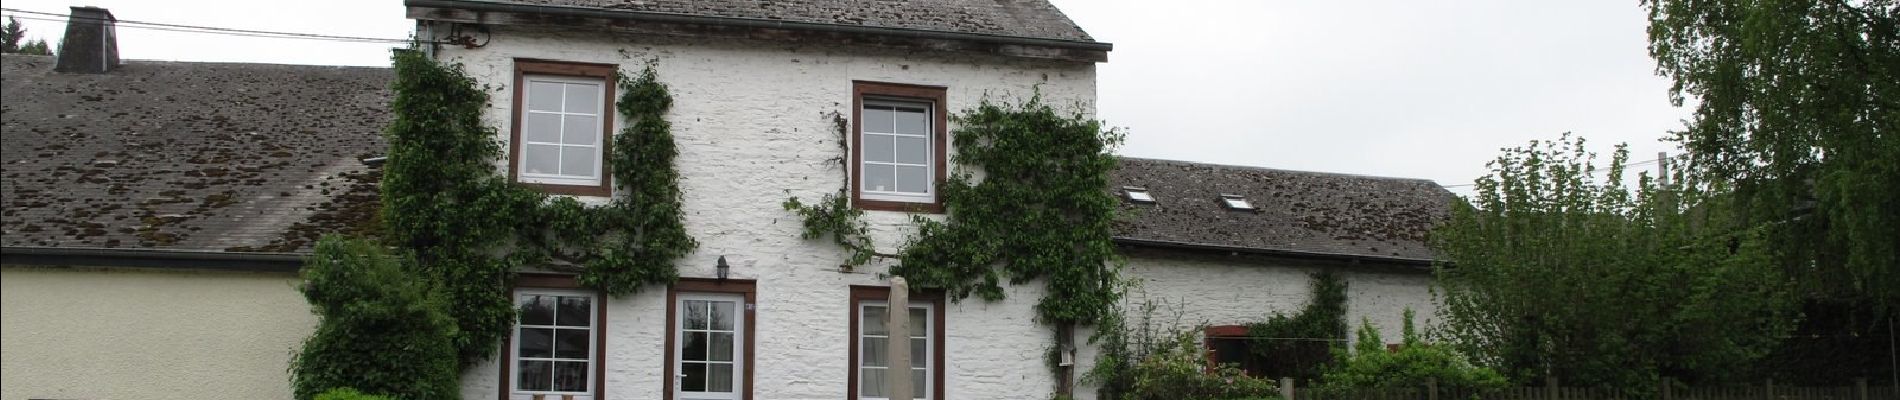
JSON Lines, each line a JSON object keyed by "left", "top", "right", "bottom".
{"left": 291, "top": 236, "right": 460, "bottom": 400}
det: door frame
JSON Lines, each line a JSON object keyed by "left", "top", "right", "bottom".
{"left": 664, "top": 278, "right": 756, "bottom": 400}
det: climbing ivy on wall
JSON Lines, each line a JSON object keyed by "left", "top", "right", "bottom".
{"left": 374, "top": 50, "right": 694, "bottom": 367}
{"left": 1245, "top": 270, "right": 1349, "bottom": 381}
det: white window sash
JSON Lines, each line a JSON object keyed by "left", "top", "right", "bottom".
{"left": 519, "top": 75, "right": 606, "bottom": 188}
{"left": 510, "top": 289, "right": 598, "bottom": 399}
{"left": 859, "top": 99, "right": 935, "bottom": 203}
{"left": 857, "top": 301, "right": 933, "bottom": 400}
{"left": 676, "top": 293, "right": 746, "bottom": 400}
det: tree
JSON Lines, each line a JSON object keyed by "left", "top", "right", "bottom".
{"left": 3, "top": 16, "right": 26, "bottom": 53}
{"left": 1645, "top": 0, "right": 1899, "bottom": 383}
{"left": 1433, "top": 134, "right": 1796, "bottom": 390}
{"left": 18, "top": 39, "right": 50, "bottom": 55}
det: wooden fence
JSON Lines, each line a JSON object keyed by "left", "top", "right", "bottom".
{"left": 1283, "top": 378, "right": 1897, "bottom": 400}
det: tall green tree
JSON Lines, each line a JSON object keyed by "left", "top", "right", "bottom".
{"left": 3, "top": 16, "right": 27, "bottom": 53}
{"left": 1434, "top": 134, "right": 1796, "bottom": 389}
{"left": 1645, "top": 0, "right": 1899, "bottom": 383}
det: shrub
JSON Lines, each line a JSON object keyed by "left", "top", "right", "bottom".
{"left": 1320, "top": 310, "right": 1507, "bottom": 394}
{"left": 1127, "top": 332, "right": 1281, "bottom": 400}
{"left": 314, "top": 388, "right": 394, "bottom": 400}
{"left": 291, "top": 236, "right": 460, "bottom": 400}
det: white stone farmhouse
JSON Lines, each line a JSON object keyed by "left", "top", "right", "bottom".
{"left": 1, "top": 2, "right": 1450, "bottom": 400}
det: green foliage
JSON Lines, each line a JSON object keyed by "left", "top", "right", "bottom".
{"left": 1320, "top": 310, "right": 1507, "bottom": 393}
{"left": 379, "top": 51, "right": 693, "bottom": 367}
{"left": 893, "top": 95, "right": 1126, "bottom": 326}
{"left": 782, "top": 192, "right": 878, "bottom": 268}
{"left": 18, "top": 38, "right": 48, "bottom": 55}
{"left": 1125, "top": 332, "right": 1281, "bottom": 400}
{"left": 292, "top": 236, "right": 459, "bottom": 400}
{"left": 314, "top": 388, "right": 395, "bottom": 400}
{"left": 1, "top": 17, "right": 50, "bottom": 55}
{"left": 1433, "top": 134, "right": 1797, "bottom": 388}
{"left": 1244, "top": 271, "right": 1348, "bottom": 381}
{"left": 1645, "top": 0, "right": 1899, "bottom": 383}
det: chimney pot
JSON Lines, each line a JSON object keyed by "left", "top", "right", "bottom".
{"left": 55, "top": 6, "right": 119, "bottom": 74}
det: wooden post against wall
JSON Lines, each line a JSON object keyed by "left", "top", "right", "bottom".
{"left": 888, "top": 277, "right": 912, "bottom": 400}
{"left": 1279, "top": 377, "right": 1295, "bottom": 400}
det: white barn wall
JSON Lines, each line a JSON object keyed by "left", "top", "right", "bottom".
{"left": 434, "top": 25, "right": 1095, "bottom": 400}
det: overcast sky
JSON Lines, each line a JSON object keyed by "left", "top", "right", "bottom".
{"left": 3, "top": 0, "right": 1689, "bottom": 191}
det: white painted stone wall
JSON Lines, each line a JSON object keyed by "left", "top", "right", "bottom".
{"left": 434, "top": 25, "right": 1094, "bottom": 400}
{"left": 1069, "top": 248, "right": 1442, "bottom": 399}
{"left": 0, "top": 266, "right": 317, "bottom": 400}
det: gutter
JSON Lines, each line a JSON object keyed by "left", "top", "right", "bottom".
{"left": 405, "top": 0, "right": 1115, "bottom": 53}
{"left": 1111, "top": 237, "right": 1437, "bottom": 268}
{"left": 0, "top": 246, "right": 305, "bottom": 273}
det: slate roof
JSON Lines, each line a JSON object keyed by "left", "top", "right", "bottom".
{"left": 446, "top": 0, "right": 1097, "bottom": 42}
{"left": 1109, "top": 158, "right": 1455, "bottom": 263}
{"left": 0, "top": 54, "right": 390, "bottom": 253}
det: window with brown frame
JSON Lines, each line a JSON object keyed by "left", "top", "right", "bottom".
{"left": 511, "top": 59, "right": 617, "bottom": 197}
{"left": 847, "top": 286, "right": 947, "bottom": 400}
{"left": 500, "top": 274, "right": 608, "bottom": 400}
{"left": 851, "top": 81, "right": 948, "bottom": 213}
{"left": 663, "top": 279, "right": 757, "bottom": 400}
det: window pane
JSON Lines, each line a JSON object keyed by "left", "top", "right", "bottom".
{"left": 710, "top": 332, "right": 733, "bottom": 362}
{"left": 563, "top": 83, "right": 599, "bottom": 113}
{"left": 862, "top": 134, "right": 894, "bottom": 163}
{"left": 518, "top": 360, "right": 552, "bottom": 391}
{"left": 894, "top": 108, "right": 928, "bottom": 135}
{"left": 710, "top": 363, "right": 734, "bottom": 392}
{"left": 861, "top": 337, "right": 887, "bottom": 367}
{"left": 683, "top": 332, "right": 708, "bottom": 361}
{"left": 895, "top": 165, "right": 928, "bottom": 193}
{"left": 520, "top": 296, "right": 554, "bottom": 325}
{"left": 563, "top": 115, "right": 599, "bottom": 146}
{"left": 557, "top": 296, "right": 590, "bottom": 327}
{"left": 863, "top": 107, "right": 894, "bottom": 134}
{"left": 862, "top": 305, "right": 887, "bottom": 336}
{"left": 519, "top": 328, "right": 553, "bottom": 358}
{"left": 560, "top": 147, "right": 596, "bottom": 178}
{"left": 554, "top": 361, "right": 588, "bottom": 392}
{"left": 527, "top": 81, "right": 562, "bottom": 112}
{"left": 524, "top": 144, "right": 559, "bottom": 175}
{"left": 911, "top": 337, "right": 927, "bottom": 368}
{"left": 685, "top": 301, "right": 708, "bottom": 330}
{"left": 863, "top": 164, "right": 896, "bottom": 193}
{"left": 861, "top": 367, "right": 887, "bottom": 397}
{"left": 894, "top": 136, "right": 928, "bottom": 165}
{"left": 524, "top": 112, "right": 560, "bottom": 143}
{"left": 682, "top": 362, "right": 706, "bottom": 392}
{"left": 710, "top": 301, "right": 734, "bottom": 331}
{"left": 909, "top": 308, "right": 928, "bottom": 338}
{"left": 555, "top": 329, "right": 590, "bottom": 359}
{"left": 912, "top": 368, "right": 928, "bottom": 399}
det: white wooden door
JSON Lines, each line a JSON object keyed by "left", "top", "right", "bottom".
{"left": 676, "top": 293, "right": 744, "bottom": 400}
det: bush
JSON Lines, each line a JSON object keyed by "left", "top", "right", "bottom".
{"left": 1320, "top": 310, "right": 1507, "bottom": 393}
{"left": 314, "top": 388, "right": 394, "bottom": 400}
{"left": 291, "top": 236, "right": 461, "bottom": 400}
{"left": 1127, "top": 332, "right": 1281, "bottom": 400}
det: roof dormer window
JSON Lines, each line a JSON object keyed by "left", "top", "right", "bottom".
{"left": 1219, "top": 194, "right": 1254, "bottom": 211}
{"left": 1123, "top": 186, "right": 1155, "bottom": 204}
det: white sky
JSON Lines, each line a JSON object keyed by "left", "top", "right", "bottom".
{"left": 2, "top": 0, "right": 1689, "bottom": 191}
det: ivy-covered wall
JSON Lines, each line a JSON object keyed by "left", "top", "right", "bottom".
{"left": 429, "top": 25, "right": 1101, "bottom": 399}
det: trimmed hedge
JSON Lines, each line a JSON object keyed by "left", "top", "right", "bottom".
{"left": 291, "top": 236, "right": 460, "bottom": 400}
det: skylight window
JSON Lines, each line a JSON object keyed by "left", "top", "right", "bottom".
{"left": 1219, "top": 194, "right": 1255, "bottom": 211}
{"left": 1123, "top": 186, "right": 1156, "bottom": 203}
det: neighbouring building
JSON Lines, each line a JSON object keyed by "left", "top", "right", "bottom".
{"left": 1, "top": 2, "right": 1450, "bottom": 400}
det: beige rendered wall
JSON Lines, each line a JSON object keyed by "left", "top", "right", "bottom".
{"left": 1, "top": 266, "right": 315, "bottom": 400}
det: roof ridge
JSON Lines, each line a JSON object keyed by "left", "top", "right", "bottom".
{"left": 1115, "top": 156, "right": 1446, "bottom": 185}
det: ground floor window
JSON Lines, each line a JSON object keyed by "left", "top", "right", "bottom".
{"left": 667, "top": 279, "right": 756, "bottom": 400}
{"left": 848, "top": 286, "right": 945, "bottom": 400}
{"left": 508, "top": 284, "right": 602, "bottom": 400}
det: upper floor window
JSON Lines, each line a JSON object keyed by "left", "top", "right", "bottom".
{"left": 852, "top": 82, "right": 947, "bottom": 212}
{"left": 512, "top": 60, "right": 616, "bottom": 197}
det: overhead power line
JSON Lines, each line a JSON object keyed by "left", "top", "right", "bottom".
{"left": 1, "top": 8, "right": 410, "bottom": 44}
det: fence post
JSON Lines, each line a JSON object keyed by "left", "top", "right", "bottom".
{"left": 1280, "top": 377, "right": 1295, "bottom": 400}
{"left": 1660, "top": 377, "right": 1673, "bottom": 400}
{"left": 1856, "top": 377, "right": 1869, "bottom": 400}
{"left": 1764, "top": 378, "right": 1773, "bottom": 400}
{"left": 1546, "top": 376, "right": 1559, "bottom": 400}
{"left": 1426, "top": 376, "right": 1438, "bottom": 400}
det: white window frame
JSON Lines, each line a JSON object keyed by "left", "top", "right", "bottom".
{"left": 858, "top": 98, "right": 936, "bottom": 203}
{"left": 855, "top": 300, "right": 935, "bottom": 400}
{"left": 675, "top": 293, "right": 747, "bottom": 400}
{"left": 509, "top": 289, "right": 599, "bottom": 399}
{"left": 518, "top": 75, "right": 607, "bottom": 187}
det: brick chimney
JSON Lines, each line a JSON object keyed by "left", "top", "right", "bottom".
{"left": 55, "top": 6, "right": 119, "bottom": 74}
